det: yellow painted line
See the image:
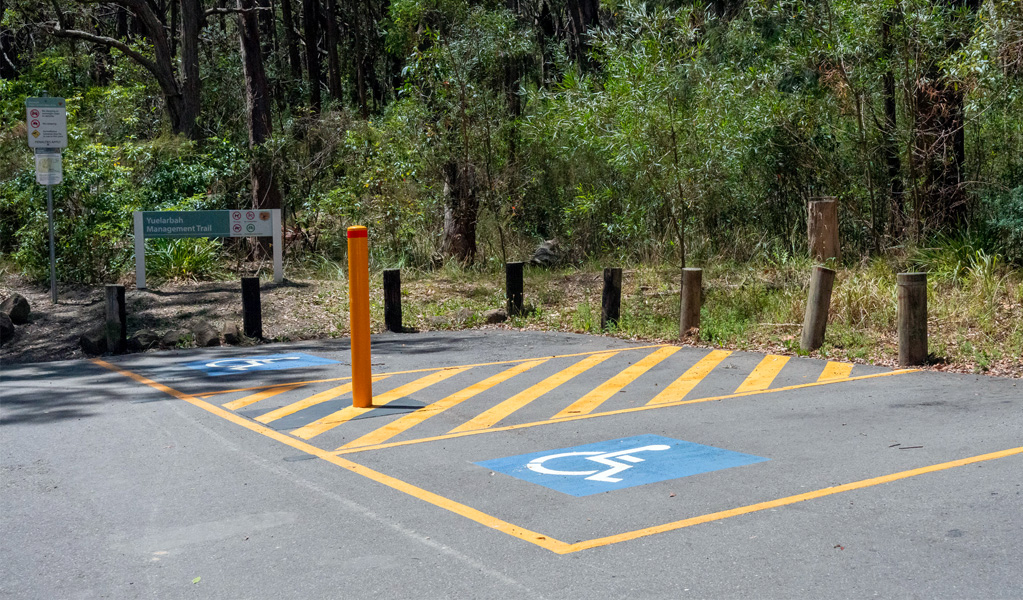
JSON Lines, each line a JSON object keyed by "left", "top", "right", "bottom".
{"left": 340, "top": 359, "right": 550, "bottom": 450}
{"left": 552, "top": 346, "right": 682, "bottom": 418}
{"left": 818, "top": 361, "right": 854, "bottom": 382}
{"left": 336, "top": 369, "right": 920, "bottom": 455}
{"left": 254, "top": 375, "right": 392, "bottom": 424}
{"left": 448, "top": 352, "right": 618, "bottom": 433}
{"left": 222, "top": 384, "right": 305, "bottom": 411}
{"left": 290, "top": 367, "right": 472, "bottom": 440}
{"left": 565, "top": 446, "right": 1023, "bottom": 553}
{"left": 193, "top": 345, "right": 667, "bottom": 397}
{"left": 94, "top": 359, "right": 1013, "bottom": 556}
{"left": 734, "top": 354, "right": 790, "bottom": 393}
{"left": 646, "top": 349, "right": 732, "bottom": 406}
{"left": 91, "top": 359, "right": 571, "bottom": 554}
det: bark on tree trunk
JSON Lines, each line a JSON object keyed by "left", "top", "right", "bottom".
{"left": 179, "top": 0, "right": 202, "bottom": 139}
{"left": 324, "top": 0, "right": 342, "bottom": 101}
{"left": 881, "top": 12, "right": 905, "bottom": 242}
{"left": 441, "top": 161, "right": 479, "bottom": 263}
{"left": 303, "top": 0, "right": 322, "bottom": 112}
{"left": 280, "top": 0, "right": 303, "bottom": 82}
{"left": 238, "top": 0, "right": 283, "bottom": 258}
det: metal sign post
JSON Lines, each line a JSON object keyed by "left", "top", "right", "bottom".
{"left": 26, "top": 94, "right": 68, "bottom": 304}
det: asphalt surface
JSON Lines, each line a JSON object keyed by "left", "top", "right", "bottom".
{"left": 2, "top": 330, "right": 1021, "bottom": 599}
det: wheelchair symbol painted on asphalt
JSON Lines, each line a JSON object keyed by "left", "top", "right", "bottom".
{"left": 184, "top": 352, "right": 339, "bottom": 376}
{"left": 527, "top": 445, "right": 671, "bottom": 482}
{"left": 476, "top": 435, "right": 769, "bottom": 497}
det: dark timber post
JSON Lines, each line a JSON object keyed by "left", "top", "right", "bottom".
{"left": 601, "top": 268, "right": 622, "bottom": 330}
{"left": 680, "top": 268, "right": 702, "bottom": 339}
{"left": 808, "top": 198, "right": 840, "bottom": 262}
{"left": 897, "top": 273, "right": 928, "bottom": 366}
{"left": 104, "top": 284, "right": 127, "bottom": 354}
{"left": 506, "top": 262, "right": 523, "bottom": 316}
{"left": 241, "top": 277, "right": 262, "bottom": 339}
{"left": 800, "top": 266, "right": 836, "bottom": 352}
{"left": 383, "top": 268, "right": 402, "bottom": 332}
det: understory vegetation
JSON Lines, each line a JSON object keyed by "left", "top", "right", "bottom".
{"left": 1, "top": 0, "right": 1021, "bottom": 371}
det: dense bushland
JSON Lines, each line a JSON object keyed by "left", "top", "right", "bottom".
{"left": 1, "top": 0, "right": 1022, "bottom": 282}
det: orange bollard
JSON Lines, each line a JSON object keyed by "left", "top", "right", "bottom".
{"left": 347, "top": 226, "right": 372, "bottom": 408}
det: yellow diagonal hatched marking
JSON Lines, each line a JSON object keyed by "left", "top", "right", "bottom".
{"left": 223, "top": 384, "right": 305, "bottom": 410}
{"left": 290, "top": 367, "right": 472, "bottom": 440}
{"left": 254, "top": 375, "right": 391, "bottom": 424}
{"left": 552, "top": 346, "right": 681, "bottom": 418}
{"left": 339, "top": 359, "right": 550, "bottom": 450}
{"left": 734, "top": 354, "right": 790, "bottom": 393}
{"left": 646, "top": 349, "right": 733, "bottom": 406}
{"left": 448, "top": 352, "right": 618, "bottom": 433}
{"left": 818, "top": 361, "right": 854, "bottom": 382}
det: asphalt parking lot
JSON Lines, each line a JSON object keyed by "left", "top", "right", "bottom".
{"left": 2, "top": 330, "right": 1020, "bottom": 598}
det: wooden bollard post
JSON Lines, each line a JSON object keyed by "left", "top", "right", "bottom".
{"left": 383, "top": 269, "right": 402, "bottom": 333}
{"left": 104, "top": 284, "right": 126, "bottom": 354}
{"left": 241, "top": 277, "right": 262, "bottom": 339}
{"left": 800, "top": 266, "right": 836, "bottom": 352}
{"left": 680, "top": 268, "right": 702, "bottom": 339}
{"left": 808, "top": 198, "right": 840, "bottom": 262}
{"left": 601, "top": 268, "right": 622, "bottom": 330}
{"left": 506, "top": 262, "right": 523, "bottom": 316}
{"left": 898, "top": 273, "right": 928, "bottom": 366}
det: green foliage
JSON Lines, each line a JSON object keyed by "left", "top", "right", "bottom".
{"left": 144, "top": 238, "right": 226, "bottom": 282}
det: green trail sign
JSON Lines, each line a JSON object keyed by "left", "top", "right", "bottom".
{"left": 133, "top": 210, "right": 282, "bottom": 288}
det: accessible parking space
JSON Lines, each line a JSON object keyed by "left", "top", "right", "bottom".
{"left": 86, "top": 330, "right": 1020, "bottom": 556}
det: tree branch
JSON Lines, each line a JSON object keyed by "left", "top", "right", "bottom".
{"left": 45, "top": 24, "right": 159, "bottom": 75}
{"left": 205, "top": 6, "right": 271, "bottom": 16}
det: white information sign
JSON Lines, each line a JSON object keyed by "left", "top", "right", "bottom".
{"left": 35, "top": 151, "right": 63, "bottom": 185}
{"left": 25, "top": 97, "right": 68, "bottom": 149}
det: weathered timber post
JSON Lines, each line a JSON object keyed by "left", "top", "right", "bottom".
{"left": 897, "top": 273, "right": 928, "bottom": 366}
{"left": 601, "top": 268, "right": 622, "bottom": 330}
{"left": 104, "top": 284, "right": 127, "bottom": 354}
{"left": 506, "top": 262, "right": 523, "bottom": 317}
{"left": 383, "top": 269, "right": 402, "bottom": 333}
{"left": 808, "top": 198, "right": 840, "bottom": 262}
{"left": 241, "top": 277, "right": 262, "bottom": 339}
{"left": 680, "top": 268, "right": 702, "bottom": 339}
{"left": 800, "top": 266, "right": 836, "bottom": 352}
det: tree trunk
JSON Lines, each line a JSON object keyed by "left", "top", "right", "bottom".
{"left": 913, "top": 0, "right": 980, "bottom": 233}
{"left": 324, "top": 0, "right": 342, "bottom": 101}
{"left": 565, "top": 0, "right": 598, "bottom": 66}
{"left": 441, "top": 161, "right": 479, "bottom": 263}
{"left": 179, "top": 0, "right": 202, "bottom": 139}
{"left": 280, "top": 0, "right": 303, "bottom": 82}
{"left": 238, "top": 0, "right": 283, "bottom": 232}
{"left": 302, "top": 0, "right": 322, "bottom": 112}
{"left": 881, "top": 11, "right": 905, "bottom": 242}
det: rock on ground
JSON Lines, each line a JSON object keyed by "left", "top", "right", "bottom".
{"left": 0, "top": 313, "right": 14, "bottom": 346}
{"left": 1, "top": 293, "right": 31, "bottom": 325}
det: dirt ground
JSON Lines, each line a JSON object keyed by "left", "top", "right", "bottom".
{"left": 1, "top": 273, "right": 1020, "bottom": 379}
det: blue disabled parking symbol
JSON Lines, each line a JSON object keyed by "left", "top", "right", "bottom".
{"left": 476, "top": 434, "right": 768, "bottom": 497}
{"left": 184, "top": 352, "right": 339, "bottom": 377}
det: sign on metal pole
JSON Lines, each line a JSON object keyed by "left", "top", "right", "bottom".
{"left": 35, "top": 148, "right": 63, "bottom": 185}
{"left": 133, "top": 209, "right": 283, "bottom": 289}
{"left": 27, "top": 96, "right": 67, "bottom": 304}
{"left": 26, "top": 97, "right": 68, "bottom": 149}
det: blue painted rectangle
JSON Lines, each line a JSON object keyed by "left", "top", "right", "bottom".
{"left": 184, "top": 353, "right": 339, "bottom": 377}
{"left": 475, "top": 435, "right": 768, "bottom": 497}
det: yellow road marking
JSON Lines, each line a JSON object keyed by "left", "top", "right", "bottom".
{"left": 646, "top": 349, "right": 732, "bottom": 406}
{"left": 93, "top": 359, "right": 1013, "bottom": 555}
{"left": 818, "top": 361, "right": 854, "bottom": 382}
{"left": 254, "top": 375, "right": 391, "bottom": 424}
{"left": 340, "top": 359, "right": 550, "bottom": 450}
{"left": 552, "top": 346, "right": 681, "bottom": 418}
{"left": 567, "top": 446, "right": 1023, "bottom": 552}
{"left": 194, "top": 345, "right": 667, "bottom": 397}
{"left": 734, "top": 355, "right": 790, "bottom": 393}
{"left": 448, "top": 352, "right": 617, "bottom": 433}
{"left": 91, "top": 359, "right": 571, "bottom": 554}
{"left": 336, "top": 369, "right": 919, "bottom": 455}
{"left": 222, "top": 384, "right": 305, "bottom": 410}
{"left": 290, "top": 368, "right": 472, "bottom": 440}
